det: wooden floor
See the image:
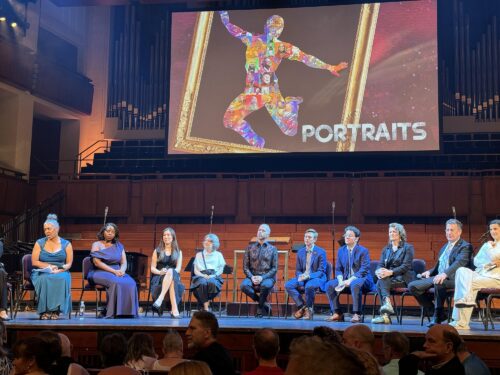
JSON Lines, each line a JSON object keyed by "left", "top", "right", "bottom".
{"left": 6, "top": 310, "right": 500, "bottom": 372}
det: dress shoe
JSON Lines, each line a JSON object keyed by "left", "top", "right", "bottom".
{"left": 380, "top": 299, "right": 395, "bottom": 315}
{"left": 325, "top": 313, "right": 344, "bottom": 322}
{"left": 449, "top": 320, "right": 470, "bottom": 330}
{"left": 255, "top": 307, "right": 264, "bottom": 318}
{"left": 350, "top": 313, "right": 361, "bottom": 323}
{"left": 454, "top": 299, "right": 476, "bottom": 308}
{"left": 294, "top": 306, "right": 306, "bottom": 319}
{"left": 302, "top": 307, "right": 312, "bottom": 320}
{"left": 152, "top": 303, "right": 164, "bottom": 317}
{"left": 371, "top": 314, "right": 391, "bottom": 324}
{"left": 427, "top": 313, "right": 448, "bottom": 328}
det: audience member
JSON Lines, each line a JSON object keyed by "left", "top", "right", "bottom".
{"left": 399, "top": 325, "right": 465, "bottom": 375}
{"left": 0, "top": 239, "right": 10, "bottom": 321}
{"left": 311, "top": 326, "right": 342, "bottom": 345}
{"left": 0, "top": 321, "right": 11, "bottom": 375}
{"left": 170, "top": 360, "right": 213, "bottom": 375}
{"left": 124, "top": 333, "right": 156, "bottom": 371}
{"left": 285, "top": 335, "right": 364, "bottom": 374}
{"left": 341, "top": 325, "right": 382, "bottom": 375}
{"left": 456, "top": 340, "right": 490, "bottom": 375}
{"left": 98, "top": 333, "right": 139, "bottom": 375}
{"left": 285, "top": 229, "right": 327, "bottom": 320}
{"left": 246, "top": 328, "right": 284, "bottom": 375}
{"left": 12, "top": 336, "right": 53, "bottom": 375}
{"left": 186, "top": 310, "right": 235, "bottom": 375}
{"left": 38, "top": 330, "right": 72, "bottom": 375}
{"left": 241, "top": 224, "right": 278, "bottom": 317}
{"left": 382, "top": 332, "right": 423, "bottom": 375}
{"left": 153, "top": 330, "right": 187, "bottom": 371}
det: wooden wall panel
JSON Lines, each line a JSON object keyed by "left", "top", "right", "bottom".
{"left": 314, "top": 179, "right": 350, "bottom": 215}
{"left": 171, "top": 180, "right": 204, "bottom": 215}
{"left": 247, "top": 181, "right": 282, "bottom": 215}
{"left": 65, "top": 182, "right": 97, "bottom": 216}
{"left": 398, "top": 179, "right": 433, "bottom": 215}
{"left": 96, "top": 181, "right": 130, "bottom": 216}
{"left": 432, "top": 178, "right": 470, "bottom": 215}
{"left": 362, "top": 179, "right": 397, "bottom": 215}
{"left": 282, "top": 180, "right": 315, "bottom": 215}
{"left": 483, "top": 177, "right": 500, "bottom": 216}
{"left": 0, "top": 176, "right": 34, "bottom": 216}
{"left": 141, "top": 182, "right": 173, "bottom": 216}
{"left": 36, "top": 181, "right": 66, "bottom": 203}
{"left": 204, "top": 180, "right": 237, "bottom": 216}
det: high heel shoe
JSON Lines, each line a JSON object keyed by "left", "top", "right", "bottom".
{"left": 170, "top": 312, "right": 181, "bottom": 319}
{"left": 152, "top": 303, "right": 163, "bottom": 317}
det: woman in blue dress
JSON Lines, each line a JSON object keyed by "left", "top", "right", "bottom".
{"left": 89, "top": 223, "right": 139, "bottom": 318}
{"left": 31, "top": 214, "right": 73, "bottom": 320}
{"left": 150, "top": 227, "right": 184, "bottom": 318}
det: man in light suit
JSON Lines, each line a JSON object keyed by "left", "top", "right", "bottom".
{"left": 285, "top": 228, "right": 327, "bottom": 320}
{"left": 325, "top": 226, "right": 373, "bottom": 323}
{"left": 408, "top": 219, "right": 472, "bottom": 327}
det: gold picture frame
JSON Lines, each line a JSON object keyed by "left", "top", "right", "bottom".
{"left": 173, "top": 5, "right": 380, "bottom": 154}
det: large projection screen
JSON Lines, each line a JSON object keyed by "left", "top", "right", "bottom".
{"left": 168, "top": 0, "right": 438, "bottom": 154}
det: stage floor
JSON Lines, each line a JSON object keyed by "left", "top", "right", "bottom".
{"left": 6, "top": 311, "right": 500, "bottom": 340}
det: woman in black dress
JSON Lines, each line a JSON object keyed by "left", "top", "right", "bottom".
{"left": 150, "top": 227, "right": 184, "bottom": 318}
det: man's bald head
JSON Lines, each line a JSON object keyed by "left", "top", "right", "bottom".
{"left": 342, "top": 325, "right": 375, "bottom": 353}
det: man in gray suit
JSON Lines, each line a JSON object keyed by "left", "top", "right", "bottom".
{"left": 408, "top": 219, "right": 472, "bottom": 327}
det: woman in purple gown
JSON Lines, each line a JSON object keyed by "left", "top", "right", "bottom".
{"left": 89, "top": 223, "right": 139, "bottom": 318}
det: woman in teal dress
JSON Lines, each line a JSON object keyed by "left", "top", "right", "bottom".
{"left": 31, "top": 214, "right": 73, "bottom": 320}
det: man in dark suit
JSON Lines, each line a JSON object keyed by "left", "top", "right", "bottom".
{"left": 325, "top": 226, "right": 373, "bottom": 323}
{"left": 285, "top": 228, "right": 327, "bottom": 320}
{"left": 408, "top": 219, "right": 473, "bottom": 327}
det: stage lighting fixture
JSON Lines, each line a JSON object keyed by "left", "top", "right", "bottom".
{"left": 0, "top": 0, "right": 30, "bottom": 34}
{"left": 10, "top": 21, "right": 16, "bottom": 27}
{"left": 0, "top": 17, "right": 6, "bottom": 21}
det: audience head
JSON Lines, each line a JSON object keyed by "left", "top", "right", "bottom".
{"left": 0, "top": 320, "right": 7, "bottom": 346}
{"left": 203, "top": 234, "right": 220, "bottom": 252}
{"left": 97, "top": 223, "right": 120, "bottom": 243}
{"left": 342, "top": 325, "right": 375, "bottom": 353}
{"left": 286, "top": 336, "right": 364, "bottom": 374}
{"left": 12, "top": 336, "right": 53, "bottom": 375}
{"left": 382, "top": 332, "right": 410, "bottom": 361}
{"left": 100, "top": 333, "right": 128, "bottom": 367}
{"left": 186, "top": 311, "right": 218, "bottom": 349}
{"left": 343, "top": 226, "right": 360, "bottom": 247}
{"left": 162, "top": 329, "right": 184, "bottom": 356}
{"left": 388, "top": 223, "right": 407, "bottom": 244}
{"left": 312, "top": 326, "right": 342, "bottom": 345}
{"left": 253, "top": 329, "right": 280, "bottom": 361}
{"left": 445, "top": 219, "right": 463, "bottom": 243}
{"left": 58, "top": 333, "right": 72, "bottom": 358}
{"left": 44, "top": 213, "right": 60, "bottom": 239}
{"left": 38, "top": 330, "right": 62, "bottom": 364}
{"left": 423, "top": 325, "right": 462, "bottom": 362}
{"left": 125, "top": 332, "right": 156, "bottom": 364}
{"left": 257, "top": 224, "right": 271, "bottom": 241}
{"left": 170, "top": 360, "right": 212, "bottom": 375}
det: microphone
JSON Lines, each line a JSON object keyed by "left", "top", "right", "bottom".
{"left": 452, "top": 206, "right": 456, "bottom": 219}
{"left": 209, "top": 205, "right": 215, "bottom": 233}
{"left": 103, "top": 206, "right": 109, "bottom": 225}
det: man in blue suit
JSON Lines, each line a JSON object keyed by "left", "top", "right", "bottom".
{"left": 325, "top": 226, "right": 373, "bottom": 323}
{"left": 285, "top": 228, "right": 327, "bottom": 320}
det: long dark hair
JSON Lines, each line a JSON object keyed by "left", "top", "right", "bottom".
{"left": 125, "top": 333, "right": 156, "bottom": 364}
{"left": 156, "top": 227, "right": 180, "bottom": 265}
{"left": 96, "top": 223, "right": 120, "bottom": 244}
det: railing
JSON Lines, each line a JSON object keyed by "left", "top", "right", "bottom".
{"left": 0, "top": 166, "right": 26, "bottom": 180}
{"left": 75, "top": 140, "right": 110, "bottom": 175}
{"left": 0, "top": 190, "right": 64, "bottom": 244}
